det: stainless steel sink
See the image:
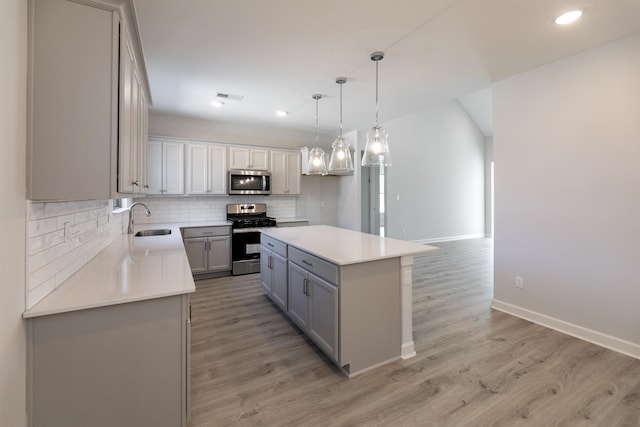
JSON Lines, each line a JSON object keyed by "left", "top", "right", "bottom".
{"left": 134, "top": 229, "right": 172, "bottom": 237}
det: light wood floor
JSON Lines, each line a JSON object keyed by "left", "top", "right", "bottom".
{"left": 188, "top": 238, "right": 640, "bottom": 426}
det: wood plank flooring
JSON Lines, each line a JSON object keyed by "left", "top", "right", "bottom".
{"left": 188, "top": 238, "right": 640, "bottom": 426}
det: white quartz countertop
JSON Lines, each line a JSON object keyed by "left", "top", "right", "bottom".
{"left": 23, "top": 223, "right": 198, "bottom": 318}
{"left": 261, "top": 225, "right": 437, "bottom": 266}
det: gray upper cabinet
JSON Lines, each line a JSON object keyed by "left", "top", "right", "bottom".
{"left": 147, "top": 139, "right": 185, "bottom": 195}
{"left": 28, "top": 0, "right": 150, "bottom": 200}
{"left": 270, "top": 150, "right": 301, "bottom": 195}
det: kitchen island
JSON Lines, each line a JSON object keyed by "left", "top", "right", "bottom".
{"left": 260, "top": 225, "right": 437, "bottom": 376}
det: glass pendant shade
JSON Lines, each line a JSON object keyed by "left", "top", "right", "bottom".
{"left": 362, "top": 125, "right": 391, "bottom": 166}
{"left": 307, "top": 94, "right": 327, "bottom": 175}
{"left": 307, "top": 146, "right": 327, "bottom": 175}
{"left": 362, "top": 51, "right": 391, "bottom": 168}
{"left": 328, "top": 137, "right": 353, "bottom": 172}
{"left": 328, "top": 77, "right": 353, "bottom": 173}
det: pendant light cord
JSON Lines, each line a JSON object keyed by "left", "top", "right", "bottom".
{"left": 315, "top": 97, "right": 319, "bottom": 145}
{"left": 375, "top": 59, "right": 379, "bottom": 127}
{"left": 339, "top": 83, "right": 343, "bottom": 138}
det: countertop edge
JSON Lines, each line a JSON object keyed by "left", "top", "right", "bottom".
{"left": 261, "top": 226, "right": 438, "bottom": 266}
{"left": 23, "top": 287, "right": 195, "bottom": 319}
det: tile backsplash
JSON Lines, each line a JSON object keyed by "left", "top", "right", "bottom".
{"left": 131, "top": 196, "right": 296, "bottom": 225}
{"left": 26, "top": 200, "right": 125, "bottom": 309}
{"left": 25, "top": 196, "right": 295, "bottom": 309}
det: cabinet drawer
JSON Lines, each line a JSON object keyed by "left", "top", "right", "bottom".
{"left": 182, "top": 226, "right": 231, "bottom": 238}
{"left": 288, "top": 246, "right": 338, "bottom": 285}
{"left": 261, "top": 234, "right": 287, "bottom": 258}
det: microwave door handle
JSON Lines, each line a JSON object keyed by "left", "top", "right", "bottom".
{"left": 262, "top": 175, "right": 266, "bottom": 191}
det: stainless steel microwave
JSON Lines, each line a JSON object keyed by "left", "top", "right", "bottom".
{"left": 228, "top": 170, "right": 271, "bottom": 195}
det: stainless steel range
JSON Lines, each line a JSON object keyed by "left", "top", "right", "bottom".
{"left": 227, "top": 203, "right": 277, "bottom": 275}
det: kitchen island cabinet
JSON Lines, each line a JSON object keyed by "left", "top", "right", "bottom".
{"left": 288, "top": 260, "right": 339, "bottom": 360}
{"left": 260, "top": 225, "right": 437, "bottom": 376}
{"left": 260, "top": 234, "right": 288, "bottom": 310}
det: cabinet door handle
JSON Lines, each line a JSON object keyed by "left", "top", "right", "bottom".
{"left": 205, "top": 241, "right": 210, "bottom": 251}
{"left": 132, "top": 181, "right": 139, "bottom": 186}
{"left": 301, "top": 260, "right": 313, "bottom": 267}
{"left": 144, "top": 185, "right": 149, "bottom": 189}
{"left": 267, "top": 242, "right": 274, "bottom": 247}
{"left": 268, "top": 255, "right": 272, "bottom": 269}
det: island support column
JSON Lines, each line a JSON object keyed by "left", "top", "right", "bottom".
{"left": 400, "top": 255, "right": 416, "bottom": 359}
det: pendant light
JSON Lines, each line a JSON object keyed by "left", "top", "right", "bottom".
{"left": 307, "top": 94, "right": 327, "bottom": 175}
{"left": 328, "top": 77, "right": 354, "bottom": 173}
{"left": 361, "top": 51, "right": 391, "bottom": 167}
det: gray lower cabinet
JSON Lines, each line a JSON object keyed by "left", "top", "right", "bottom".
{"left": 28, "top": 295, "right": 190, "bottom": 427}
{"left": 182, "top": 226, "right": 231, "bottom": 276}
{"left": 260, "top": 247, "right": 287, "bottom": 310}
{"left": 260, "top": 233, "right": 402, "bottom": 376}
{"left": 288, "top": 262, "right": 339, "bottom": 360}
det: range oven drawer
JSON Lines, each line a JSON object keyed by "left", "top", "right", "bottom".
{"left": 232, "top": 231, "right": 262, "bottom": 261}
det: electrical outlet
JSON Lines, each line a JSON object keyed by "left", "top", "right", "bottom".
{"left": 515, "top": 276, "right": 524, "bottom": 289}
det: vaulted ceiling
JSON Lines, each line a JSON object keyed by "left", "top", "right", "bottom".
{"left": 134, "top": 0, "right": 640, "bottom": 135}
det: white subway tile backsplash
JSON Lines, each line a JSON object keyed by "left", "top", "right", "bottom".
{"left": 27, "top": 278, "right": 56, "bottom": 310}
{"left": 26, "top": 196, "right": 296, "bottom": 309}
{"left": 29, "top": 246, "right": 57, "bottom": 274}
{"left": 29, "top": 217, "right": 58, "bottom": 237}
{"left": 131, "top": 196, "right": 296, "bottom": 224}
{"left": 26, "top": 199, "right": 125, "bottom": 309}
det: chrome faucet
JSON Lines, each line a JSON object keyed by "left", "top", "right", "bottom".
{"left": 128, "top": 202, "right": 151, "bottom": 234}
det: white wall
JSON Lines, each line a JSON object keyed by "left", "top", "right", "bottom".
{"left": 383, "top": 101, "right": 486, "bottom": 241}
{"left": 493, "top": 33, "right": 640, "bottom": 357}
{"left": 337, "top": 130, "right": 363, "bottom": 231}
{"left": 149, "top": 112, "right": 329, "bottom": 150}
{"left": 297, "top": 176, "right": 340, "bottom": 226}
{"left": 0, "top": 0, "right": 27, "bottom": 425}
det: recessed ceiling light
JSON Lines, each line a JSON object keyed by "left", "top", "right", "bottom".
{"left": 554, "top": 10, "right": 584, "bottom": 25}
{"left": 276, "top": 110, "right": 288, "bottom": 117}
{"left": 211, "top": 100, "right": 224, "bottom": 108}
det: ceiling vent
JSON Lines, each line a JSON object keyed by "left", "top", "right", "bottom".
{"left": 215, "top": 92, "right": 244, "bottom": 102}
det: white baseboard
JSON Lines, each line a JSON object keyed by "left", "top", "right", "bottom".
{"left": 491, "top": 299, "right": 640, "bottom": 360}
{"left": 412, "top": 233, "right": 485, "bottom": 245}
